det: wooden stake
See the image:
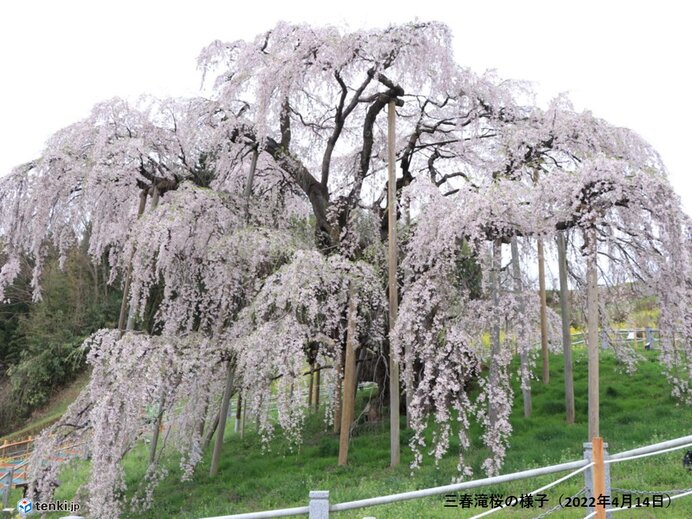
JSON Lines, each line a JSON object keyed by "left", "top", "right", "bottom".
{"left": 387, "top": 99, "right": 400, "bottom": 467}
{"left": 592, "top": 436, "right": 607, "bottom": 519}
{"left": 537, "top": 238, "right": 549, "bottom": 383}
{"left": 338, "top": 286, "right": 358, "bottom": 465}
{"left": 557, "top": 231, "right": 575, "bottom": 424}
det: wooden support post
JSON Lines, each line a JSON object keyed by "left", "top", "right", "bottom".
{"left": 592, "top": 437, "right": 607, "bottom": 519}
{"left": 510, "top": 238, "right": 531, "bottom": 418}
{"left": 333, "top": 358, "right": 343, "bottom": 434}
{"left": 314, "top": 364, "right": 321, "bottom": 411}
{"left": 488, "top": 239, "right": 503, "bottom": 426}
{"left": 240, "top": 394, "right": 247, "bottom": 439}
{"left": 235, "top": 394, "right": 242, "bottom": 433}
{"left": 338, "top": 286, "right": 358, "bottom": 466}
{"left": 587, "top": 228, "right": 600, "bottom": 440}
{"left": 148, "top": 396, "right": 165, "bottom": 465}
{"left": 210, "top": 363, "right": 234, "bottom": 477}
{"left": 557, "top": 231, "right": 575, "bottom": 424}
{"left": 537, "top": 238, "right": 549, "bottom": 384}
{"left": 308, "top": 363, "right": 315, "bottom": 408}
{"left": 387, "top": 99, "right": 400, "bottom": 467}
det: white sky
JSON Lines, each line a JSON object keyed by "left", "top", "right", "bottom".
{"left": 0, "top": 0, "right": 690, "bottom": 213}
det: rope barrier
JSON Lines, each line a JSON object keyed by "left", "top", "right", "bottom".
{"left": 468, "top": 463, "right": 593, "bottom": 519}
{"left": 605, "top": 442, "right": 692, "bottom": 464}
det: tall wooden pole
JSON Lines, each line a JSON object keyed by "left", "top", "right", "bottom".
{"left": 235, "top": 394, "right": 242, "bottom": 433}
{"left": 586, "top": 229, "right": 600, "bottom": 439}
{"left": 557, "top": 231, "right": 575, "bottom": 424}
{"left": 387, "top": 100, "right": 400, "bottom": 467}
{"left": 338, "top": 286, "right": 358, "bottom": 465}
{"left": 314, "top": 364, "right": 321, "bottom": 411}
{"left": 333, "top": 358, "right": 343, "bottom": 434}
{"left": 308, "top": 363, "right": 315, "bottom": 408}
{"left": 537, "top": 238, "right": 549, "bottom": 383}
{"left": 488, "top": 239, "right": 503, "bottom": 426}
{"left": 510, "top": 238, "right": 531, "bottom": 418}
{"left": 149, "top": 392, "right": 165, "bottom": 465}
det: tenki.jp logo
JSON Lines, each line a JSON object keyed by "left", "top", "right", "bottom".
{"left": 17, "top": 497, "right": 33, "bottom": 515}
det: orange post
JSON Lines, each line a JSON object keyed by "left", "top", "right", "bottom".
{"left": 592, "top": 437, "right": 607, "bottom": 519}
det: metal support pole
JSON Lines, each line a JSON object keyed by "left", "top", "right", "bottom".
{"left": 309, "top": 490, "right": 330, "bottom": 519}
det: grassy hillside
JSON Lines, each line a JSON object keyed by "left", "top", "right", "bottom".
{"left": 6, "top": 349, "right": 692, "bottom": 518}
{"left": 0, "top": 371, "right": 90, "bottom": 444}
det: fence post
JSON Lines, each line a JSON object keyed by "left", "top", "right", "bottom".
{"left": 584, "top": 440, "right": 612, "bottom": 518}
{"left": 309, "top": 490, "right": 329, "bottom": 519}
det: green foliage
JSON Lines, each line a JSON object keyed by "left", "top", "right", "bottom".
{"left": 0, "top": 246, "right": 120, "bottom": 433}
{"left": 454, "top": 241, "right": 483, "bottom": 300}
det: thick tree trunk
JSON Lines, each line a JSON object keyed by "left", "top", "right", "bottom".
{"left": 557, "top": 232, "right": 575, "bottom": 424}
{"left": 338, "top": 286, "right": 358, "bottom": 465}
{"left": 537, "top": 238, "right": 549, "bottom": 383}
{"left": 387, "top": 100, "right": 400, "bottom": 467}
{"left": 117, "top": 191, "right": 148, "bottom": 334}
{"left": 243, "top": 148, "right": 259, "bottom": 223}
{"left": 510, "top": 238, "right": 532, "bottom": 418}
{"left": 126, "top": 185, "right": 161, "bottom": 332}
{"left": 586, "top": 229, "right": 600, "bottom": 439}
{"left": 210, "top": 363, "right": 235, "bottom": 477}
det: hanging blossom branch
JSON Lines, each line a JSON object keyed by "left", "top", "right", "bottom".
{"left": 27, "top": 330, "right": 226, "bottom": 519}
{"left": 228, "top": 250, "right": 387, "bottom": 446}
{"left": 0, "top": 97, "right": 210, "bottom": 301}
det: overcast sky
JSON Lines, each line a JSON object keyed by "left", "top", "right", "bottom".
{"left": 1, "top": 0, "right": 689, "bottom": 213}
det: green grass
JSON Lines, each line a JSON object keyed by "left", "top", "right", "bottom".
{"left": 9, "top": 349, "right": 692, "bottom": 518}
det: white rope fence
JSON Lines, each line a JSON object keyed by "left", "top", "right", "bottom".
{"left": 468, "top": 462, "right": 594, "bottom": 519}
